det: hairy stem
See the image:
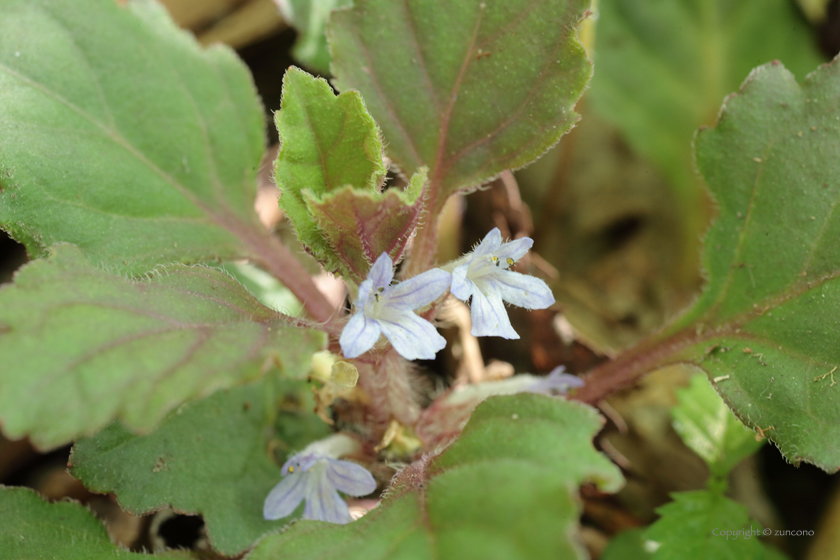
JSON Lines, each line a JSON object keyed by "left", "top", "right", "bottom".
{"left": 406, "top": 184, "right": 443, "bottom": 277}
{"left": 572, "top": 329, "right": 697, "bottom": 404}
{"left": 244, "top": 230, "right": 338, "bottom": 327}
{"left": 356, "top": 346, "right": 419, "bottom": 431}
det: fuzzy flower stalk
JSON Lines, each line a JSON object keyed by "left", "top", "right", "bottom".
{"left": 263, "top": 434, "right": 376, "bottom": 524}
{"left": 340, "top": 252, "right": 451, "bottom": 360}
{"left": 448, "top": 228, "right": 555, "bottom": 339}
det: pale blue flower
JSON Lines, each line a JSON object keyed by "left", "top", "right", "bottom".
{"left": 340, "top": 252, "right": 451, "bottom": 360}
{"left": 263, "top": 442, "right": 376, "bottom": 524}
{"left": 450, "top": 228, "right": 554, "bottom": 339}
{"left": 525, "top": 366, "right": 585, "bottom": 395}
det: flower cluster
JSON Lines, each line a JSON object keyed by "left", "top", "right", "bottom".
{"left": 340, "top": 228, "right": 554, "bottom": 360}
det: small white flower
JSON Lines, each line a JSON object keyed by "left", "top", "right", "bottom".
{"left": 340, "top": 252, "right": 451, "bottom": 360}
{"left": 263, "top": 435, "right": 376, "bottom": 524}
{"left": 449, "top": 228, "right": 554, "bottom": 339}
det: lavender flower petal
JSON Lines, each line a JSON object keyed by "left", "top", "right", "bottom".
{"left": 472, "top": 227, "right": 502, "bottom": 256}
{"left": 450, "top": 264, "right": 473, "bottom": 301}
{"left": 493, "top": 236, "right": 533, "bottom": 262}
{"left": 527, "top": 366, "right": 584, "bottom": 395}
{"left": 325, "top": 458, "right": 377, "bottom": 496}
{"left": 339, "top": 311, "right": 382, "bottom": 359}
{"left": 469, "top": 286, "right": 518, "bottom": 339}
{"left": 386, "top": 268, "right": 451, "bottom": 309}
{"left": 303, "top": 466, "right": 353, "bottom": 524}
{"left": 377, "top": 311, "right": 446, "bottom": 360}
{"left": 368, "top": 252, "right": 394, "bottom": 289}
{"left": 490, "top": 269, "right": 555, "bottom": 310}
{"left": 263, "top": 472, "right": 306, "bottom": 520}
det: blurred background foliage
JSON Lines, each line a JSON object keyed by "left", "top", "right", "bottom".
{"left": 2, "top": 0, "right": 840, "bottom": 558}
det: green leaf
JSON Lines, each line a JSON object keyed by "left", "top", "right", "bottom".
{"left": 328, "top": 0, "right": 592, "bottom": 206}
{"left": 0, "top": 244, "right": 324, "bottom": 449}
{"left": 278, "top": 0, "right": 353, "bottom": 74}
{"left": 672, "top": 374, "right": 763, "bottom": 478}
{"left": 305, "top": 168, "right": 427, "bottom": 278}
{"left": 0, "top": 0, "right": 278, "bottom": 274}
{"left": 644, "top": 491, "right": 764, "bottom": 560}
{"left": 0, "top": 486, "right": 194, "bottom": 559}
{"left": 581, "top": 59, "right": 840, "bottom": 472}
{"left": 71, "top": 378, "right": 331, "bottom": 556}
{"left": 275, "top": 66, "right": 388, "bottom": 275}
{"left": 601, "top": 528, "right": 652, "bottom": 560}
{"left": 247, "top": 394, "right": 623, "bottom": 560}
{"left": 590, "top": 0, "right": 823, "bottom": 211}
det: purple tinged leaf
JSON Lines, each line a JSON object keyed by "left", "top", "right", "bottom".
{"left": 306, "top": 169, "right": 428, "bottom": 281}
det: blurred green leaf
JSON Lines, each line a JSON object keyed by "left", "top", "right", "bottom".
{"left": 591, "top": 0, "right": 823, "bottom": 209}
{"left": 0, "top": 0, "right": 272, "bottom": 274}
{"left": 672, "top": 375, "right": 763, "bottom": 478}
{"left": 0, "top": 486, "right": 194, "bottom": 559}
{"left": 247, "top": 394, "right": 622, "bottom": 560}
{"left": 644, "top": 491, "right": 764, "bottom": 560}
{"left": 0, "top": 244, "right": 324, "bottom": 449}
{"left": 71, "top": 378, "right": 330, "bottom": 556}
{"left": 329, "top": 0, "right": 592, "bottom": 215}
{"left": 277, "top": 0, "right": 352, "bottom": 74}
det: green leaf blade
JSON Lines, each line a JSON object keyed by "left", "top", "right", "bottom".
{"left": 247, "top": 394, "right": 623, "bottom": 560}
{"left": 328, "top": 0, "right": 592, "bottom": 200}
{"left": 0, "top": 245, "right": 324, "bottom": 449}
{"left": 590, "top": 0, "right": 824, "bottom": 204}
{"left": 0, "top": 0, "right": 270, "bottom": 273}
{"left": 645, "top": 491, "right": 764, "bottom": 560}
{"left": 0, "top": 486, "right": 193, "bottom": 559}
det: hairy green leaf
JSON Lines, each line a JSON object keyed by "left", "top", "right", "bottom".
{"left": 581, "top": 59, "right": 840, "bottom": 472}
{"left": 644, "top": 491, "right": 764, "bottom": 560}
{"left": 0, "top": 0, "right": 281, "bottom": 274}
{"left": 71, "top": 378, "right": 330, "bottom": 556}
{"left": 0, "top": 245, "right": 324, "bottom": 449}
{"left": 0, "top": 486, "right": 193, "bottom": 559}
{"left": 672, "top": 374, "right": 763, "bottom": 478}
{"left": 329, "top": 0, "right": 592, "bottom": 211}
{"left": 591, "top": 0, "right": 823, "bottom": 209}
{"left": 247, "top": 394, "right": 622, "bottom": 560}
{"left": 277, "top": 0, "right": 352, "bottom": 74}
{"left": 275, "top": 66, "right": 388, "bottom": 274}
